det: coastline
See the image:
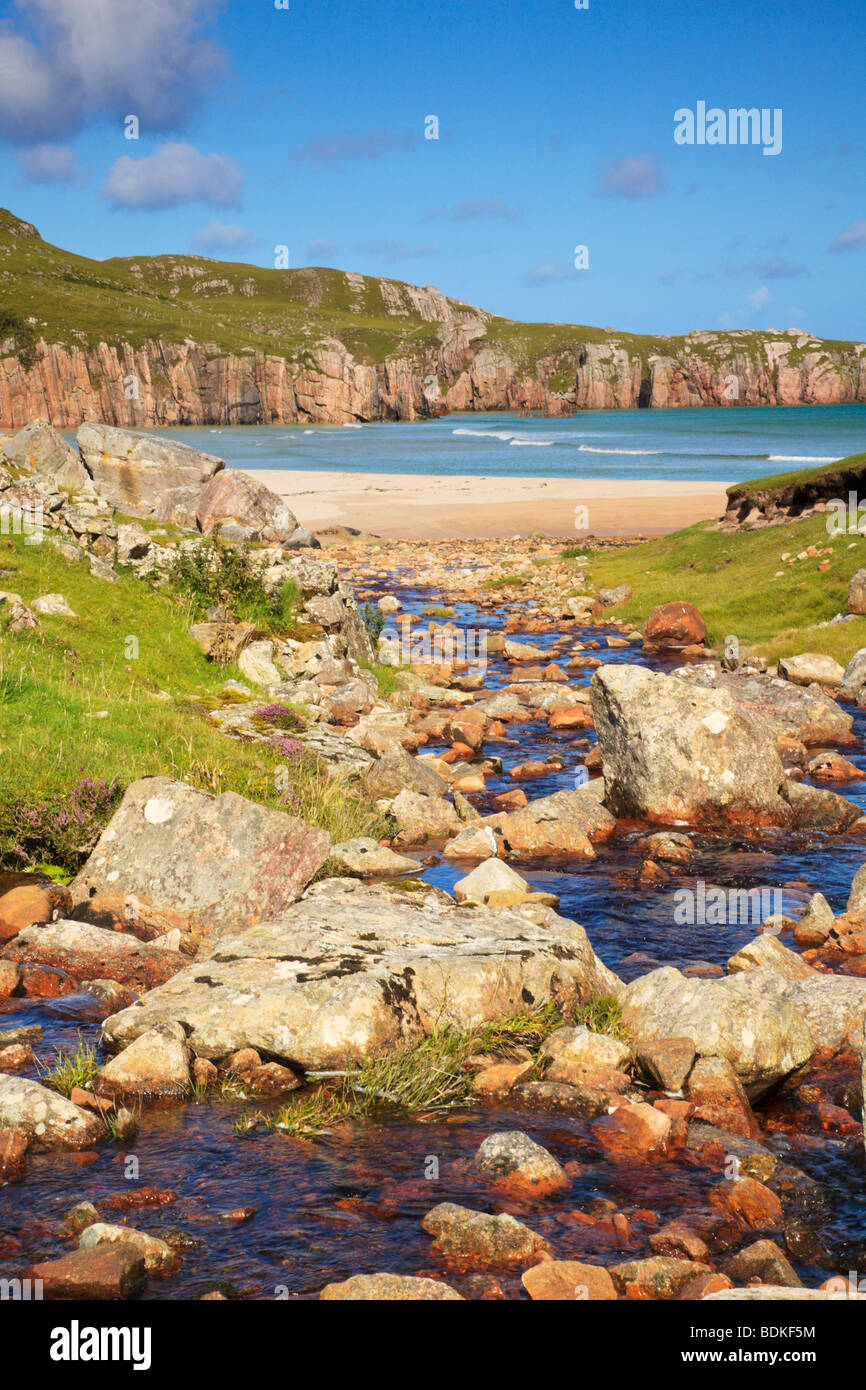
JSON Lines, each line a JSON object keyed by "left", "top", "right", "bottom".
{"left": 245, "top": 469, "right": 729, "bottom": 540}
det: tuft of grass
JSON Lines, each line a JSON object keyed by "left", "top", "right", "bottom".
{"left": 166, "top": 538, "right": 300, "bottom": 634}
{"left": 38, "top": 1035, "right": 100, "bottom": 1096}
{"left": 480, "top": 573, "right": 531, "bottom": 590}
{"left": 573, "top": 996, "right": 628, "bottom": 1042}
{"left": 235, "top": 1006, "right": 565, "bottom": 1139}
{"left": 358, "top": 657, "right": 404, "bottom": 699}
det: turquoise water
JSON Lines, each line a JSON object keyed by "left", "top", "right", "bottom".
{"left": 145, "top": 403, "right": 866, "bottom": 482}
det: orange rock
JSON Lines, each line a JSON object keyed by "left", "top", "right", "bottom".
{"left": 0, "top": 1127, "right": 29, "bottom": 1182}
{"left": 549, "top": 707, "right": 595, "bottom": 731}
{"left": 492, "top": 789, "right": 528, "bottom": 811}
{"left": 471, "top": 1062, "right": 533, "bottom": 1099}
{"left": 593, "top": 1103, "right": 672, "bottom": 1161}
{"left": 710, "top": 1176, "right": 783, "bottom": 1230}
{"left": 0, "top": 884, "right": 67, "bottom": 943}
{"left": 522, "top": 1260, "right": 617, "bottom": 1301}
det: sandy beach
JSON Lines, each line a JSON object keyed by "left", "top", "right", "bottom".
{"left": 246, "top": 470, "right": 729, "bottom": 540}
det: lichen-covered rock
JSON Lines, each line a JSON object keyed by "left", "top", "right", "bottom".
{"left": 0, "top": 1075, "right": 103, "bottom": 1151}
{"left": 591, "top": 665, "right": 793, "bottom": 828}
{"left": 471, "top": 1131, "right": 568, "bottom": 1197}
{"left": 101, "top": 888, "right": 622, "bottom": 1069}
{"left": 539, "top": 1024, "right": 631, "bottom": 1080}
{"left": 326, "top": 838, "right": 419, "bottom": 878}
{"left": 72, "top": 778, "right": 330, "bottom": 945}
{"left": 421, "top": 1203, "right": 550, "bottom": 1265}
{"left": 320, "top": 1274, "right": 463, "bottom": 1300}
{"left": 486, "top": 788, "right": 616, "bottom": 860}
{"left": 622, "top": 967, "right": 814, "bottom": 1095}
{"left": 95, "top": 1022, "right": 191, "bottom": 1101}
{"left": 196, "top": 468, "right": 305, "bottom": 544}
{"left": 78, "top": 423, "right": 223, "bottom": 517}
{"left": 778, "top": 653, "right": 845, "bottom": 689}
{"left": 672, "top": 664, "right": 855, "bottom": 746}
{"left": 2, "top": 921, "right": 185, "bottom": 989}
{"left": 1, "top": 417, "right": 94, "bottom": 495}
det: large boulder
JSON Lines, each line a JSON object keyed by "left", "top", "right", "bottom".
{"left": 2, "top": 921, "right": 186, "bottom": 989}
{"left": 77, "top": 424, "right": 223, "bottom": 519}
{"left": 0, "top": 418, "right": 94, "bottom": 495}
{"left": 72, "top": 778, "right": 330, "bottom": 946}
{"left": 101, "top": 885, "right": 623, "bottom": 1069}
{"left": 726, "top": 950, "right": 866, "bottom": 1054}
{"left": 622, "top": 966, "right": 814, "bottom": 1096}
{"left": 590, "top": 664, "right": 793, "bottom": 828}
{"left": 673, "top": 664, "right": 854, "bottom": 746}
{"left": 643, "top": 602, "right": 707, "bottom": 648}
{"left": 196, "top": 469, "right": 312, "bottom": 546}
{"left": 0, "top": 1075, "right": 104, "bottom": 1151}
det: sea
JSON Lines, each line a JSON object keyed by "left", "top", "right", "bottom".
{"left": 141, "top": 402, "right": 866, "bottom": 482}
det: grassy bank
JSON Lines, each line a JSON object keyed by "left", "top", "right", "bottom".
{"left": 581, "top": 512, "right": 866, "bottom": 665}
{"left": 0, "top": 532, "right": 386, "bottom": 872}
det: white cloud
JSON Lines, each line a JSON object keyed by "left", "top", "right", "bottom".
{"left": 0, "top": 0, "right": 224, "bottom": 143}
{"left": 598, "top": 154, "right": 666, "bottom": 199}
{"left": 103, "top": 143, "right": 243, "bottom": 211}
{"left": 14, "top": 143, "right": 86, "bottom": 185}
{"left": 829, "top": 221, "right": 866, "bottom": 252}
{"left": 192, "top": 220, "right": 256, "bottom": 253}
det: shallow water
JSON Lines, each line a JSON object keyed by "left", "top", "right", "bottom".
{"left": 2, "top": 571, "right": 866, "bottom": 1299}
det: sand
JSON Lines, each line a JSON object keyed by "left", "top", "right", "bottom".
{"left": 246, "top": 469, "right": 728, "bottom": 541}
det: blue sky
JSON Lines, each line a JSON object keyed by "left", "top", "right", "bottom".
{"left": 0, "top": 0, "right": 863, "bottom": 338}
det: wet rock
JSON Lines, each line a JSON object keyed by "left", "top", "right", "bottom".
{"left": 487, "top": 788, "right": 615, "bottom": 861}
{"left": 513, "top": 1078, "right": 625, "bottom": 1118}
{"left": 0, "top": 960, "right": 21, "bottom": 996}
{"left": 687, "top": 1056, "right": 761, "bottom": 1138}
{"left": 102, "top": 887, "right": 621, "bottom": 1069}
{"left": 649, "top": 1224, "right": 710, "bottom": 1262}
{"left": 539, "top": 1025, "right": 631, "bottom": 1081}
{"left": 522, "top": 1260, "right": 617, "bottom": 1300}
{"left": 442, "top": 824, "right": 500, "bottom": 860}
{"left": 327, "top": 838, "right": 419, "bottom": 878}
{"left": 609, "top": 1255, "right": 712, "bottom": 1299}
{"left": 95, "top": 1022, "right": 191, "bottom": 1101}
{"left": 723, "top": 1238, "right": 802, "bottom": 1288}
{"left": 71, "top": 777, "right": 330, "bottom": 945}
{"left": 2, "top": 921, "right": 186, "bottom": 989}
{"left": 635, "top": 1036, "right": 696, "bottom": 1092}
{"left": 593, "top": 1102, "right": 672, "bottom": 1160}
{"left": 792, "top": 893, "right": 835, "bottom": 949}
{"left": 320, "top": 1272, "right": 463, "bottom": 1300}
{"left": 57, "top": 1202, "right": 101, "bottom": 1238}
{"left": 591, "top": 664, "right": 793, "bottom": 829}
{"left": 79, "top": 1222, "right": 180, "bottom": 1275}
{"left": 784, "top": 779, "right": 861, "bottom": 833}
{"left": 421, "top": 1203, "right": 550, "bottom": 1266}
{"left": 471, "top": 1060, "right": 534, "bottom": 1099}
{"left": 685, "top": 1123, "right": 778, "bottom": 1182}
{"left": 0, "top": 1126, "right": 28, "bottom": 1181}
{"left": 623, "top": 967, "right": 814, "bottom": 1096}
{"left": 471, "top": 1131, "right": 568, "bottom": 1197}
{"left": 710, "top": 1176, "right": 783, "bottom": 1230}
{"left": 0, "top": 1076, "right": 103, "bottom": 1150}
{"left": 778, "top": 653, "right": 845, "bottom": 689}
{"left": 643, "top": 602, "right": 707, "bottom": 648}
{"left": 29, "top": 1244, "right": 146, "bottom": 1300}
{"left": 807, "top": 751, "right": 862, "bottom": 782}
{"left": 0, "top": 1043, "right": 33, "bottom": 1072}
{"left": 634, "top": 831, "right": 694, "bottom": 865}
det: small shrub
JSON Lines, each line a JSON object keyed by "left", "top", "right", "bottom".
{"left": 251, "top": 703, "right": 304, "bottom": 731}
{"left": 361, "top": 602, "right": 385, "bottom": 645}
{"left": 4, "top": 776, "right": 124, "bottom": 872}
{"left": 167, "top": 538, "right": 299, "bottom": 632}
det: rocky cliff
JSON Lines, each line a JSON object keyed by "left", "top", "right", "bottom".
{"left": 1, "top": 209, "right": 864, "bottom": 428}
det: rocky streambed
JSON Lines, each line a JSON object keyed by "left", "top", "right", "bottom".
{"left": 2, "top": 539, "right": 866, "bottom": 1303}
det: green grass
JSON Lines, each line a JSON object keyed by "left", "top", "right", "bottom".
{"left": 573, "top": 996, "right": 628, "bottom": 1043}
{"left": 235, "top": 1006, "right": 564, "bottom": 1138}
{"left": 728, "top": 450, "right": 866, "bottom": 500}
{"left": 0, "top": 531, "right": 387, "bottom": 869}
{"left": 580, "top": 513, "right": 866, "bottom": 664}
{"left": 38, "top": 1035, "right": 99, "bottom": 1096}
{"left": 480, "top": 573, "right": 531, "bottom": 590}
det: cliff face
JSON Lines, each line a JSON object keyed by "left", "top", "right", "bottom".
{"left": 0, "top": 207, "right": 863, "bottom": 428}
{"left": 2, "top": 330, "right": 864, "bottom": 430}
